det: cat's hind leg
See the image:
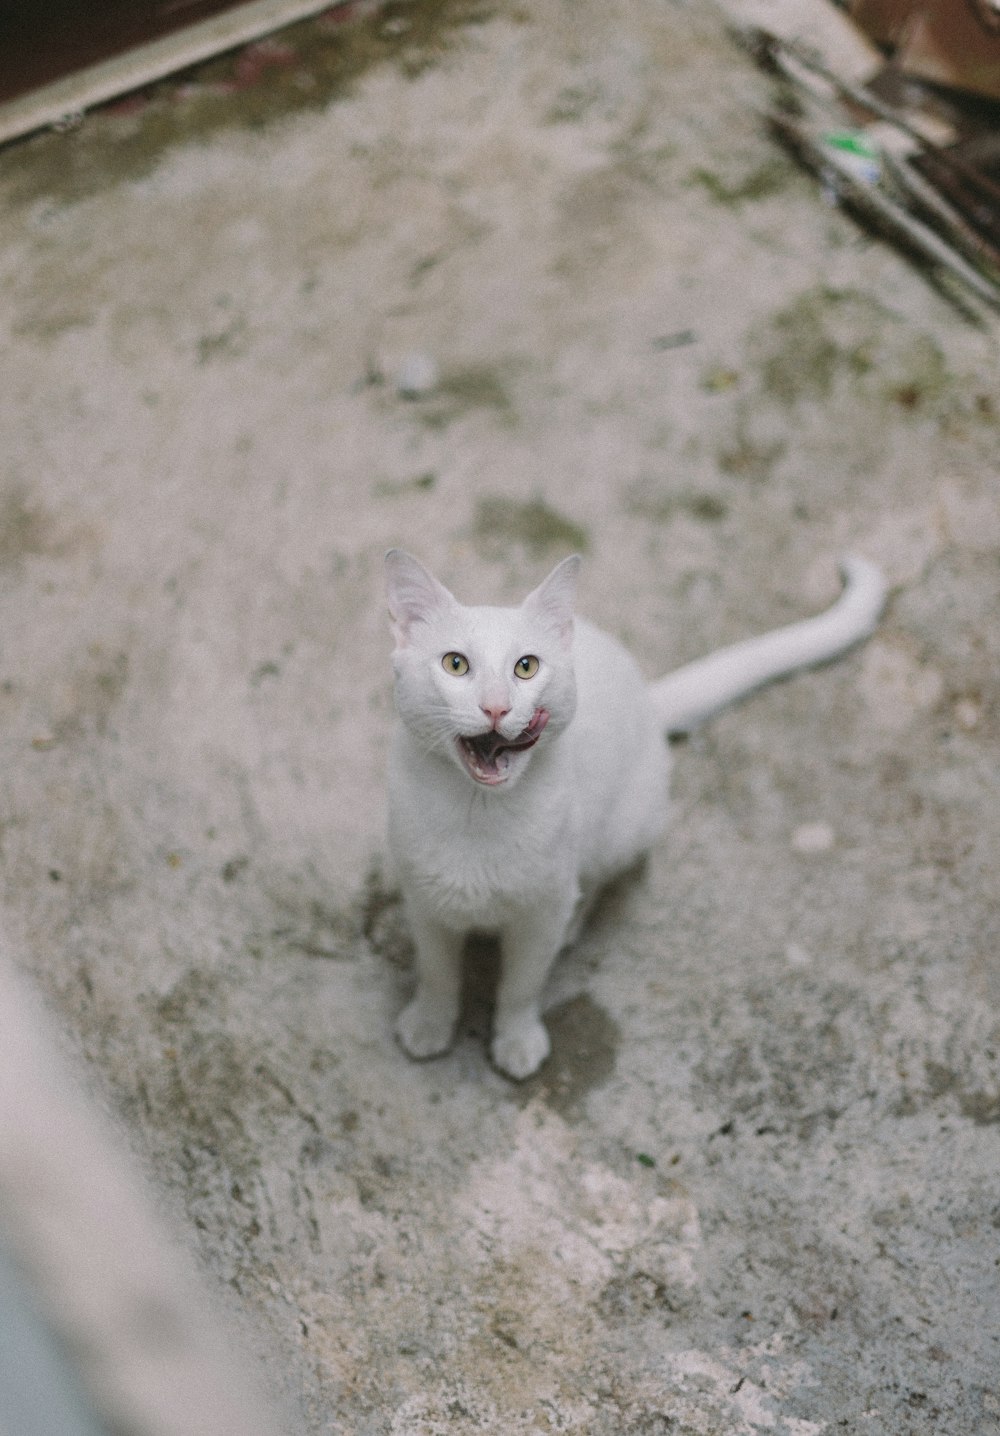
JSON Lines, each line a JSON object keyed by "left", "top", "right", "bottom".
{"left": 396, "top": 907, "right": 464, "bottom": 1060}
{"left": 561, "top": 880, "right": 601, "bottom": 950}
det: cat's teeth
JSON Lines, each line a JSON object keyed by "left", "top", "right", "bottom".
{"left": 457, "top": 735, "right": 516, "bottom": 785}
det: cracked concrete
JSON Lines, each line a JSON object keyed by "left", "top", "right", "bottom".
{"left": 1, "top": 1, "right": 998, "bottom": 1432}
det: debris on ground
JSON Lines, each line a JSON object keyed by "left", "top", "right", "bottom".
{"left": 734, "top": 2, "right": 1000, "bottom": 320}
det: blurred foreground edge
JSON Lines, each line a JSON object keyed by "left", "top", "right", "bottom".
{"left": 0, "top": 944, "right": 288, "bottom": 1436}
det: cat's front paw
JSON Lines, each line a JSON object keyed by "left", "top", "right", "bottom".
{"left": 491, "top": 1016, "right": 551, "bottom": 1081}
{"left": 396, "top": 997, "right": 456, "bottom": 1061}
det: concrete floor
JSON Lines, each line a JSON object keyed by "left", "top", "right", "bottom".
{"left": 1, "top": 2, "right": 999, "bottom": 1432}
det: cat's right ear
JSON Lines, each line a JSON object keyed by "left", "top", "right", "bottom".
{"left": 522, "top": 553, "right": 581, "bottom": 646}
{"left": 385, "top": 550, "right": 455, "bottom": 647}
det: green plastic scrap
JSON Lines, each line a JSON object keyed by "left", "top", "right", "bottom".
{"left": 822, "top": 129, "right": 879, "bottom": 159}
{"left": 820, "top": 129, "right": 881, "bottom": 183}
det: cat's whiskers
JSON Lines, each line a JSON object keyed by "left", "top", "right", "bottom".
{"left": 409, "top": 701, "right": 483, "bottom": 764}
{"left": 416, "top": 732, "right": 451, "bottom": 763}
{"left": 411, "top": 714, "right": 462, "bottom": 762}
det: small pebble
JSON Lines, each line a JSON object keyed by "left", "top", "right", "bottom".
{"left": 701, "top": 366, "right": 739, "bottom": 392}
{"left": 791, "top": 821, "right": 835, "bottom": 854}
{"left": 395, "top": 352, "right": 439, "bottom": 399}
{"left": 954, "top": 698, "right": 981, "bottom": 731}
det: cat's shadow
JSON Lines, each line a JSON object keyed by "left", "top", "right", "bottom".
{"left": 361, "top": 860, "right": 643, "bottom": 1108}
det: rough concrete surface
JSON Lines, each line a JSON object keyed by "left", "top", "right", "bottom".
{"left": 1, "top": 2, "right": 999, "bottom": 1432}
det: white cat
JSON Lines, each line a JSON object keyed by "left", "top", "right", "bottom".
{"left": 384, "top": 549, "right": 885, "bottom": 1079}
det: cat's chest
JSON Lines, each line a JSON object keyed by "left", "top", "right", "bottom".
{"left": 388, "top": 748, "right": 577, "bottom": 927}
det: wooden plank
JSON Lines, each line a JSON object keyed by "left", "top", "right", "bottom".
{"left": 0, "top": 0, "right": 351, "bottom": 146}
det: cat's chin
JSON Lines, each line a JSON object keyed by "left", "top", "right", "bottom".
{"left": 455, "top": 708, "right": 549, "bottom": 787}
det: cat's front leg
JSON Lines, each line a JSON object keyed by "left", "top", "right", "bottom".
{"left": 492, "top": 893, "right": 576, "bottom": 1080}
{"left": 396, "top": 906, "right": 464, "bottom": 1060}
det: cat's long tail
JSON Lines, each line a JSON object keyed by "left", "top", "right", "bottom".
{"left": 651, "top": 555, "right": 887, "bottom": 736}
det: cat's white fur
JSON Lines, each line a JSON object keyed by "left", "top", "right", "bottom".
{"left": 385, "top": 550, "right": 885, "bottom": 1079}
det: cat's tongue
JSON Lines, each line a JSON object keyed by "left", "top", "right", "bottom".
{"left": 458, "top": 708, "right": 549, "bottom": 785}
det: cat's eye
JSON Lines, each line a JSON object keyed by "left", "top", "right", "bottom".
{"left": 442, "top": 652, "right": 470, "bottom": 676}
{"left": 514, "top": 654, "right": 540, "bottom": 680}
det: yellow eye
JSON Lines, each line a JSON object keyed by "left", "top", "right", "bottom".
{"left": 442, "top": 652, "right": 470, "bottom": 676}
{"left": 514, "top": 654, "right": 540, "bottom": 680}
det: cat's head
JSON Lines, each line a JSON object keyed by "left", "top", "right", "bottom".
{"left": 385, "top": 550, "right": 580, "bottom": 790}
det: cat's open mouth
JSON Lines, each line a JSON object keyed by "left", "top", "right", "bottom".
{"left": 457, "top": 708, "right": 549, "bottom": 786}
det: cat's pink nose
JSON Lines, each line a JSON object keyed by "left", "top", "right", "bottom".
{"left": 480, "top": 701, "right": 510, "bottom": 728}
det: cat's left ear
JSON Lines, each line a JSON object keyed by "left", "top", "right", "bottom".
{"left": 522, "top": 554, "right": 581, "bottom": 646}
{"left": 385, "top": 549, "right": 456, "bottom": 647}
